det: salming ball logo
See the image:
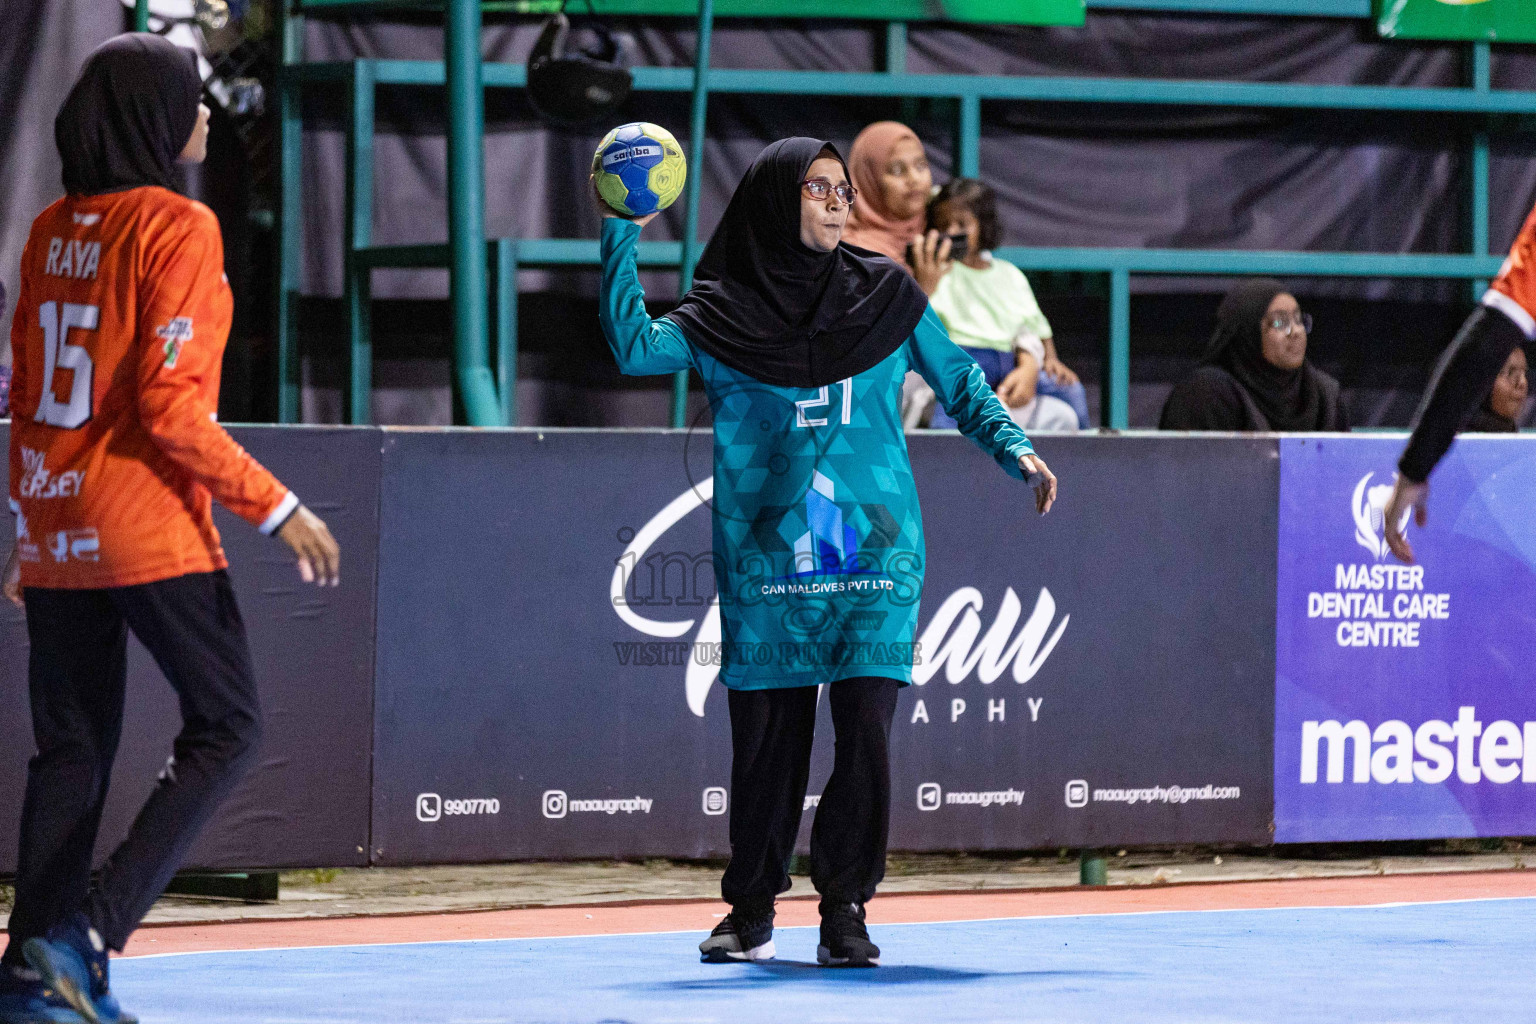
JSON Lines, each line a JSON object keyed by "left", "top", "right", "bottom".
{"left": 601, "top": 144, "right": 662, "bottom": 170}
{"left": 1352, "top": 472, "right": 1409, "bottom": 562}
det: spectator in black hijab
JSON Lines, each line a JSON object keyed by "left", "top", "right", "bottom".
{"left": 1462, "top": 346, "right": 1527, "bottom": 433}
{"left": 1160, "top": 279, "right": 1349, "bottom": 432}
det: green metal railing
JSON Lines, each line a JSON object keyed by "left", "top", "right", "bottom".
{"left": 276, "top": 1, "right": 1524, "bottom": 428}
{"left": 673, "top": 0, "right": 714, "bottom": 425}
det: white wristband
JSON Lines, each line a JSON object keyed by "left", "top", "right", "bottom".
{"left": 259, "top": 491, "right": 300, "bottom": 535}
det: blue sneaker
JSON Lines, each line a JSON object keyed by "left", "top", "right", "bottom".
{"left": 21, "top": 916, "right": 136, "bottom": 1024}
{"left": 0, "top": 962, "right": 86, "bottom": 1024}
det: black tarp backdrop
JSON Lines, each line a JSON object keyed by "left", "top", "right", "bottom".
{"left": 5, "top": 8, "right": 1534, "bottom": 425}
{"left": 0, "top": 425, "right": 379, "bottom": 873}
{"left": 298, "top": 13, "right": 1536, "bottom": 296}
{"left": 0, "top": 2, "right": 268, "bottom": 422}
{"left": 0, "top": 1, "right": 122, "bottom": 365}
{"left": 291, "top": 12, "right": 1536, "bottom": 427}
{"left": 370, "top": 430, "right": 1276, "bottom": 863}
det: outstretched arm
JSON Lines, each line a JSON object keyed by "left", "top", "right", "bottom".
{"left": 136, "top": 208, "right": 340, "bottom": 585}
{"left": 1398, "top": 302, "right": 1526, "bottom": 484}
{"left": 907, "top": 306, "right": 1057, "bottom": 513}
{"left": 597, "top": 198, "right": 694, "bottom": 377}
{"left": 1384, "top": 300, "right": 1527, "bottom": 564}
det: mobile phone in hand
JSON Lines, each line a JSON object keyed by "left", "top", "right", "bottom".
{"left": 905, "top": 233, "right": 970, "bottom": 264}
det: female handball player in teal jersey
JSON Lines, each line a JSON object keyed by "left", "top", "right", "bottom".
{"left": 596, "top": 137, "right": 1056, "bottom": 967}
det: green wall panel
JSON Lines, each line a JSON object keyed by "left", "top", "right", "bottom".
{"left": 304, "top": 0, "right": 1085, "bottom": 24}
{"left": 1378, "top": 0, "right": 1536, "bottom": 42}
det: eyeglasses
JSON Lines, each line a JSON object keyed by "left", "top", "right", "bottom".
{"left": 801, "top": 178, "right": 857, "bottom": 204}
{"left": 1263, "top": 312, "right": 1313, "bottom": 335}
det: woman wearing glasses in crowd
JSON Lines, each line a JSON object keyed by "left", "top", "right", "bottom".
{"left": 1160, "top": 278, "right": 1350, "bottom": 432}
{"left": 842, "top": 121, "right": 1091, "bottom": 429}
{"left": 595, "top": 138, "right": 1056, "bottom": 969}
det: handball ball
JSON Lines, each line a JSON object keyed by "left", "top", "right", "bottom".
{"left": 593, "top": 122, "right": 687, "bottom": 218}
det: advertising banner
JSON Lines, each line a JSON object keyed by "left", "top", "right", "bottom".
{"left": 372, "top": 430, "right": 1277, "bottom": 864}
{"left": 482, "top": 0, "right": 1086, "bottom": 26}
{"left": 1377, "top": 0, "right": 1536, "bottom": 43}
{"left": 1274, "top": 435, "right": 1536, "bottom": 843}
{"left": 0, "top": 425, "right": 379, "bottom": 872}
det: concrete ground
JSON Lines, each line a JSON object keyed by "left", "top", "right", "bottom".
{"left": 5, "top": 842, "right": 1529, "bottom": 928}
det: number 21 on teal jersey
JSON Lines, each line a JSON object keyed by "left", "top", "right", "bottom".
{"left": 795, "top": 377, "right": 852, "bottom": 428}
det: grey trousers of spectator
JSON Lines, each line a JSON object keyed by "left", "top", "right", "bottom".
{"left": 1, "top": 570, "right": 262, "bottom": 965}
{"left": 720, "top": 676, "right": 901, "bottom": 912}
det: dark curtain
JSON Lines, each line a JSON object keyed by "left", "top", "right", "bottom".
{"left": 297, "top": 12, "right": 1536, "bottom": 303}
{"left": 0, "top": 1, "right": 123, "bottom": 361}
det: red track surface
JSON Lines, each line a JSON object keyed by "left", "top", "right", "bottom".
{"left": 115, "top": 870, "right": 1536, "bottom": 959}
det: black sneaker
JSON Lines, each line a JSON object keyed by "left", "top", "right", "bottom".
{"left": 816, "top": 900, "right": 880, "bottom": 967}
{"left": 698, "top": 907, "right": 776, "bottom": 963}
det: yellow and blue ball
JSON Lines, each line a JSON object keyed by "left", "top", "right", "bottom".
{"left": 592, "top": 122, "right": 687, "bottom": 218}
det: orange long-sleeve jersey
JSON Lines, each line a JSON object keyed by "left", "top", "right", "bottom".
{"left": 1484, "top": 204, "right": 1536, "bottom": 341}
{"left": 8, "top": 186, "right": 295, "bottom": 590}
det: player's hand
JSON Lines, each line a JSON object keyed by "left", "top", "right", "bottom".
{"left": 3, "top": 546, "right": 21, "bottom": 608}
{"left": 910, "top": 230, "right": 953, "bottom": 296}
{"left": 277, "top": 504, "right": 341, "bottom": 587}
{"left": 591, "top": 174, "right": 658, "bottom": 228}
{"left": 1384, "top": 475, "right": 1428, "bottom": 565}
{"left": 1019, "top": 453, "right": 1057, "bottom": 515}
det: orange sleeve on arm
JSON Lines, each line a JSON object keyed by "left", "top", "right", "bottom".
{"left": 1486, "top": 205, "right": 1536, "bottom": 338}
{"left": 136, "top": 208, "right": 298, "bottom": 534}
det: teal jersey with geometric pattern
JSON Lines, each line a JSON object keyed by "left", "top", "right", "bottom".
{"left": 599, "top": 218, "right": 1035, "bottom": 689}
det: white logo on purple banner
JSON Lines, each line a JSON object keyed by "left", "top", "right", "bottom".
{"left": 611, "top": 480, "right": 1069, "bottom": 718}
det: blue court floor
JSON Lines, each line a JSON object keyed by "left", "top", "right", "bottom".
{"left": 116, "top": 898, "right": 1535, "bottom": 1023}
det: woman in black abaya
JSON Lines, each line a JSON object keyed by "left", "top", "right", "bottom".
{"left": 1160, "top": 279, "right": 1349, "bottom": 432}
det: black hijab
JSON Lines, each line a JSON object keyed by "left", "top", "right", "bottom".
{"left": 55, "top": 33, "right": 202, "bottom": 197}
{"left": 1202, "top": 278, "right": 1343, "bottom": 432}
{"left": 664, "top": 137, "right": 929, "bottom": 390}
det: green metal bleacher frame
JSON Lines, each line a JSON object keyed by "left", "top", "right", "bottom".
{"left": 270, "top": 0, "right": 1530, "bottom": 428}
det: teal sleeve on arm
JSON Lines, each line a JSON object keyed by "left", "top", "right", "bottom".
{"left": 598, "top": 218, "right": 694, "bottom": 376}
{"left": 906, "top": 305, "right": 1035, "bottom": 480}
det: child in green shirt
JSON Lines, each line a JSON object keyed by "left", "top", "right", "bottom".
{"left": 920, "top": 179, "right": 1087, "bottom": 430}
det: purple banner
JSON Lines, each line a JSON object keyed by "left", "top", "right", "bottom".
{"left": 1275, "top": 435, "right": 1536, "bottom": 842}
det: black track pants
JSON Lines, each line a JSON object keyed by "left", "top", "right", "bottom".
{"left": 719, "top": 676, "right": 900, "bottom": 911}
{"left": 2, "top": 570, "right": 262, "bottom": 964}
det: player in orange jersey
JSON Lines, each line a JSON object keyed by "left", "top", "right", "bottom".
{"left": 1383, "top": 204, "right": 1536, "bottom": 563}
{"left": 0, "top": 35, "right": 339, "bottom": 1024}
